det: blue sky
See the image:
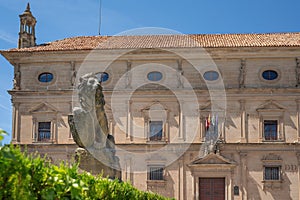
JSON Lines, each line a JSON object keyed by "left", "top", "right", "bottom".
{"left": 0, "top": 0, "right": 300, "bottom": 143}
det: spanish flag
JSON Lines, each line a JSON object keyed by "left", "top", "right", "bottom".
{"left": 206, "top": 114, "right": 211, "bottom": 130}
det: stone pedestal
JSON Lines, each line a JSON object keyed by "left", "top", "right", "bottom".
{"left": 75, "top": 147, "right": 121, "bottom": 179}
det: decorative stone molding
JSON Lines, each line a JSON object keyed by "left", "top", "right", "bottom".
{"left": 125, "top": 60, "right": 132, "bottom": 88}
{"left": 189, "top": 152, "right": 236, "bottom": 167}
{"left": 177, "top": 59, "right": 184, "bottom": 88}
{"left": 239, "top": 59, "right": 246, "bottom": 88}
{"left": 13, "top": 63, "right": 21, "bottom": 90}
{"left": 141, "top": 101, "right": 169, "bottom": 142}
{"left": 262, "top": 153, "right": 282, "bottom": 162}
{"left": 296, "top": 57, "right": 300, "bottom": 86}
{"left": 256, "top": 100, "right": 285, "bottom": 142}
{"left": 70, "top": 61, "right": 76, "bottom": 87}
{"left": 258, "top": 66, "right": 281, "bottom": 84}
{"left": 261, "top": 153, "right": 283, "bottom": 191}
{"left": 296, "top": 152, "right": 300, "bottom": 165}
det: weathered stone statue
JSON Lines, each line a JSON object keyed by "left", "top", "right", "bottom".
{"left": 68, "top": 73, "right": 121, "bottom": 179}
{"left": 239, "top": 59, "right": 246, "bottom": 88}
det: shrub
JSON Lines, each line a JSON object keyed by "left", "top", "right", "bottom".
{"left": 0, "top": 145, "right": 173, "bottom": 200}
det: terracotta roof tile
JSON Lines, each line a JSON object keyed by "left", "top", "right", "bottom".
{"left": 4, "top": 32, "right": 300, "bottom": 52}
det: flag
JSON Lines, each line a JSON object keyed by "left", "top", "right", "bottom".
{"left": 206, "top": 114, "right": 211, "bottom": 131}
{"left": 211, "top": 115, "right": 215, "bottom": 126}
{"left": 215, "top": 114, "right": 219, "bottom": 134}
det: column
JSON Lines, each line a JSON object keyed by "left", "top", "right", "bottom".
{"left": 199, "top": 115, "right": 203, "bottom": 141}
{"left": 11, "top": 102, "right": 19, "bottom": 142}
{"left": 296, "top": 100, "right": 300, "bottom": 142}
{"left": 240, "top": 100, "right": 247, "bottom": 143}
{"left": 259, "top": 115, "right": 263, "bottom": 142}
{"left": 55, "top": 118, "right": 58, "bottom": 144}
{"left": 279, "top": 115, "right": 284, "bottom": 141}
{"left": 240, "top": 152, "right": 248, "bottom": 200}
{"left": 32, "top": 117, "right": 36, "bottom": 142}
{"left": 126, "top": 100, "right": 132, "bottom": 141}
{"left": 68, "top": 101, "right": 73, "bottom": 139}
{"left": 194, "top": 174, "right": 199, "bottom": 200}
{"left": 296, "top": 152, "right": 300, "bottom": 200}
{"left": 165, "top": 110, "right": 170, "bottom": 142}
{"left": 229, "top": 170, "right": 234, "bottom": 200}
{"left": 179, "top": 101, "right": 184, "bottom": 140}
{"left": 222, "top": 118, "right": 226, "bottom": 141}
{"left": 51, "top": 119, "right": 55, "bottom": 142}
{"left": 109, "top": 119, "right": 115, "bottom": 137}
{"left": 178, "top": 158, "right": 184, "bottom": 200}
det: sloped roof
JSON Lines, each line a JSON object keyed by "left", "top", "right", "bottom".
{"left": 4, "top": 32, "right": 300, "bottom": 52}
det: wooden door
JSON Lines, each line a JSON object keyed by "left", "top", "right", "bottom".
{"left": 199, "top": 178, "right": 225, "bottom": 200}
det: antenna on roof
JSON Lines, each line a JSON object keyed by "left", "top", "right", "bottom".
{"left": 98, "top": 0, "right": 102, "bottom": 35}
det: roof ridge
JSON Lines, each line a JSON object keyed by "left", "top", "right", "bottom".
{"left": 3, "top": 32, "right": 300, "bottom": 52}
{"left": 44, "top": 32, "right": 300, "bottom": 41}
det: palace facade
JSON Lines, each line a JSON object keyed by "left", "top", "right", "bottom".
{"left": 2, "top": 4, "right": 300, "bottom": 200}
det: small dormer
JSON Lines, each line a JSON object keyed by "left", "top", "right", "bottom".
{"left": 18, "top": 3, "right": 36, "bottom": 48}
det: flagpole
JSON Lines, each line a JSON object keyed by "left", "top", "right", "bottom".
{"left": 98, "top": 0, "right": 102, "bottom": 35}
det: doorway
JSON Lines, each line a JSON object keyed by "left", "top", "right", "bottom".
{"left": 199, "top": 178, "right": 225, "bottom": 200}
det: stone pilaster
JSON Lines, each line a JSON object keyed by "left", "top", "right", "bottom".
{"left": 125, "top": 60, "right": 132, "bottom": 89}
{"left": 296, "top": 152, "right": 300, "bottom": 200}
{"left": 12, "top": 102, "right": 20, "bottom": 143}
{"left": 240, "top": 152, "right": 248, "bottom": 200}
{"left": 239, "top": 59, "right": 246, "bottom": 88}
{"left": 297, "top": 99, "right": 300, "bottom": 142}
{"left": 179, "top": 101, "right": 184, "bottom": 140}
{"left": 240, "top": 100, "right": 247, "bottom": 143}
{"left": 126, "top": 100, "right": 132, "bottom": 141}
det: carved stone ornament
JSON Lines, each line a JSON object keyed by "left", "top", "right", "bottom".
{"left": 262, "top": 153, "right": 282, "bottom": 161}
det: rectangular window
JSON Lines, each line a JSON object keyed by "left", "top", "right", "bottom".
{"left": 264, "top": 166, "right": 280, "bottom": 180}
{"left": 264, "top": 120, "right": 278, "bottom": 141}
{"left": 149, "top": 121, "right": 163, "bottom": 141}
{"left": 148, "top": 166, "right": 164, "bottom": 180}
{"left": 38, "top": 122, "right": 51, "bottom": 142}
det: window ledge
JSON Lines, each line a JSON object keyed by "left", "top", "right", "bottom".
{"left": 262, "top": 180, "right": 283, "bottom": 190}
{"left": 262, "top": 140, "right": 285, "bottom": 143}
{"left": 146, "top": 141, "right": 167, "bottom": 144}
{"left": 147, "top": 180, "right": 166, "bottom": 186}
{"left": 262, "top": 180, "right": 282, "bottom": 183}
{"left": 32, "top": 141, "right": 54, "bottom": 145}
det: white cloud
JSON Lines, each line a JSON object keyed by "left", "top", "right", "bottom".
{"left": 0, "top": 104, "right": 10, "bottom": 111}
{"left": 0, "top": 30, "right": 17, "bottom": 45}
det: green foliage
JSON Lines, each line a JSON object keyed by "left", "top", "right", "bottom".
{"left": 0, "top": 129, "right": 8, "bottom": 144}
{"left": 0, "top": 145, "right": 173, "bottom": 200}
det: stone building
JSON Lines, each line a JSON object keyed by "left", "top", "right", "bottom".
{"left": 2, "top": 4, "right": 300, "bottom": 200}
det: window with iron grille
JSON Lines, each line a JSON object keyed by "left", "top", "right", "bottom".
{"left": 149, "top": 121, "right": 163, "bottom": 141}
{"left": 263, "top": 120, "right": 278, "bottom": 141}
{"left": 148, "top": 166, "right": 164, "bottom": 180}
{"left": 38, "top": 122, "right": 51, "bottom": 142}
{"left": 264, "top": 166, "right": 280, "bottom": 180}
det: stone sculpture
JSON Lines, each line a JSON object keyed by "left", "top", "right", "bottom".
{"left": 68, "top": 73, "right": 121, "bottom": 179}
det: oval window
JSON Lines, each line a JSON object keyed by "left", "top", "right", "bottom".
{"left": 38, "top": 73, "right": 53, "bottom": 83}
{"left": 95, "top": 72, "right": 109, "bottom": 83}
{"left": 262, "top": 70, "right": 278, "bottom": 80}
{"left": 147, "top": 71, "right": 163, "bottom": 82}
{"left": 203, "top": 71, "right": 219, "bottom": 81}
